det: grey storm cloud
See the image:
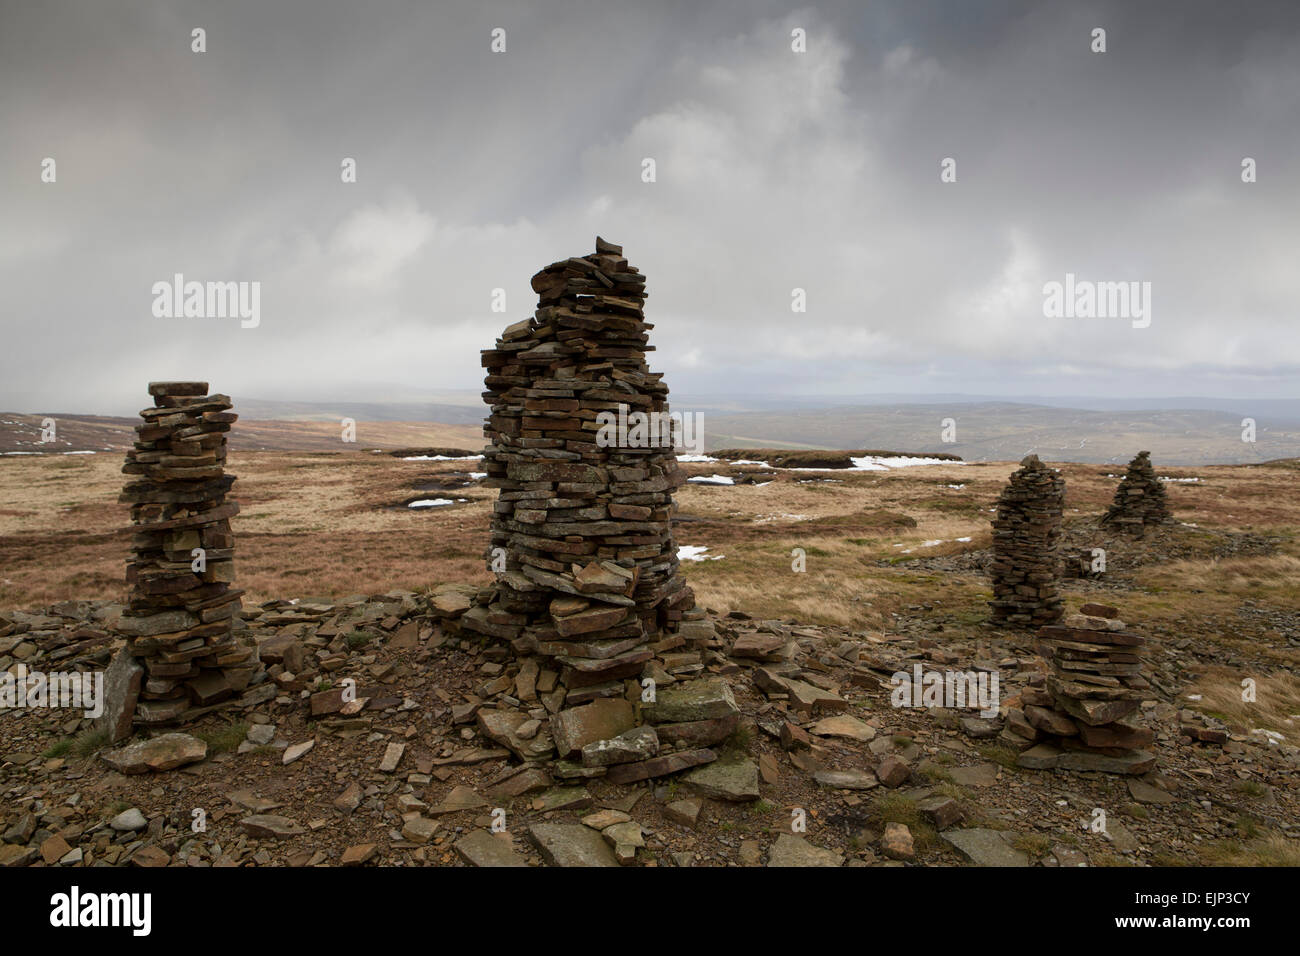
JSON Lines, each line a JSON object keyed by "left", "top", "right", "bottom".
{"left": 1, "top": 0, "right": 1298, "bottom": 414}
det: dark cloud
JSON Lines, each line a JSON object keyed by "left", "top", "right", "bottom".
{"left": 1, "top": 0, "right": 1297, "bottom": 414}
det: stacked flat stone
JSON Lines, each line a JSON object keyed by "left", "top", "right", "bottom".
{"left": 117, "top": 382, "right": 257, "bottom": 725}
{"left": 988, "top": 454, "right": 1065, "bottom": 627}
{"left": 1101, "top": 450, "right": 1170, "bottom": 533}
{"left": 1013, "top": 604, "right": 1155, "bottom": 775}
{"left": 455, "top": 239, "right": 737, "bottom": 783}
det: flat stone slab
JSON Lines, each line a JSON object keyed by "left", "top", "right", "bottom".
{"left": 948, "top": 763, "right": 1000, "bottom": 787}
{"left": 808, "top": 714, "right": 876, "bottom": 742}
{"left": 96, "top": 649, "right": 143, "bottom": 744}
{"left": 1017, "top": 743, "right": 1156, "bottom": 775}
{"left": 684, "top": 753, "right": 760, "bottom": 801}
{"left": 101, "top": 733, "right": 207, "bottom": 774}
{"left": 942, "top": 828, "right": 1029, "bottom": 867}
{"left": 1127, "top": 778, "right": 1175, "bottom": 804}
{"left": 240, "top": 814, "right": 307, "bottom": 839}
{"left": 642, "top": 676, "right": 738, "bottom": 723}
{"left": 528, "top": 823, "right": 619, "bottom": 867}
{"left": 428, "top": 785, "right": 490, "bottom": 815}
{"left": 604, "top": 748, "right": 716, "bottom": 784}
{"left": 581, "top": 725, "right": 659, "bottom": 767}
{"left": 767, "top": 833, "right": 843, "bottom": 867}
{"left": 814, "top": 768, "right": 878, "bottom": 791}
{"left": 478, "top": 708, "right": 555, "bottom": 761}
{"left": 455, "top": 830, "right": 527, "bottom": 867}
{"left": 550, "top": 698, "right": 635, "bottom": 758}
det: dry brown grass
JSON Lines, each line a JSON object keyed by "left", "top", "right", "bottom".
{"left": 1185, "top": 666, "right": 1300, "bottom": 737}
{"left": 1200, "top": 832, "right": 1300, "bottom": 866}
{"left": 3, "top": 449, "right": 1299, "bottom": 651}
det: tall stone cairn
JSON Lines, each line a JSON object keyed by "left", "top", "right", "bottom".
{"left": 459, "top": 238, "right": 737, "bottom": 781}
{"left": 1101, "top": 450, "right": 1170, "bottom": 533}
{"left": 1012, "top": 603, "right": 1156, "bottom": 775}
{"left": 117, "top": 382, "right": 257, "bottom": 726}
{"left": 988, "top": 454, "right": 1065, "bottom": 627}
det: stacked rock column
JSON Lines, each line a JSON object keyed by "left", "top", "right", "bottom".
{"left": 1101, "top": 450, "right": 1170, "bottom": 533}
{"left": 117, "top": 382, "right": 257, "bottom": 725}
{"left": 1012, "top": 604, "right": 1155, "bottom": 775}
{"left": 988, "top": 454, "right": 1065, "bottom": 627}
{"left": 462, "top": 239, "right": 733, "bottom": 775}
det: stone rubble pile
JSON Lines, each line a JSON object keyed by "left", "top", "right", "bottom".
{"left": 116, "top": 382, "right": 258, "bottom": 728}
{"left": 452, "top": 238, "right": 733, "bottom": 783}
{"left": 1102, "top": 450, "right": 1170, "bottom": 533}
{"left": 1011, "top": 603, "right": 1155, "bottom": 775}
{"left": 988, "top": 454, "right": 1065, "bottom": 627}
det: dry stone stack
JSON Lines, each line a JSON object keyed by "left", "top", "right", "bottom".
{"left": 988, "top": 455, "right": 1065, "bottom": 627}
{"left": 1012, "top": 603, "right": 1155, "bottom": 775}
{"left": 457, "top": 238, "right": 736, "bottom": 782}
{"left": 1101, "top": 450, "right": 1170, "bottom": 532}
{"left": 116, "top": 382, "right": 257, "bottom": 727}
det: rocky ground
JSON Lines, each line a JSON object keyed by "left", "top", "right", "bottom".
{"left": 3, "top": 567, "right": 1297, "bottom": 868}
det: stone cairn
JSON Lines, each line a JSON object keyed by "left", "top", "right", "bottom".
{"left": 116, "top": 382, "right": 258, "bottom": 727}
{"left": 1011, "top": 603, "right": 1155, "bottom": 775}
{"left": 457, "top": 237, "right": 737, "bottom": 786}
{"left": 1101, "top": 450, "right": 1170, "bottom": 533}
{"left": 988, "top": 454, "right": 1065, "bottom": 627}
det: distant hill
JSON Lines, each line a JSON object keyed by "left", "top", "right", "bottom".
{"left": 4, "top": 397, "right": 1295, "bottom": 465}
{"left": 700, "top": 402, "right": 1299, "bottom": 466}
{"left": 0, "top": 414, "right": 483, "bottom": 455}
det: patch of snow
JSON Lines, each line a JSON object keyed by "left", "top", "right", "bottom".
{"left": 408, "top": 498, "right": 465, "bottom": 508}
{"left": 676, "top": 454, "right": 718, "bottom": 463}
{"left": 901, "top": 539, "right": 946, "bottom": 554}
{"left": 688, "top": 474, "right": 734, "bottom": 485}
{"left": 469, "top": 472, "right": 487, "bottom": 479}
{"left": 402, "top": 454, "right": 483, "bottom": 461}
{"left": 678, "top": 545, "right": 723, "bottom": 562}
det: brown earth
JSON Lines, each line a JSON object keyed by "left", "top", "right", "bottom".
{"left": 1, "top": 448, "right": 1298, "bottom": 867}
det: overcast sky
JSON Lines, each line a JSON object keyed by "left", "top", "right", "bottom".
{"left": 2, "top": 0, "right": 1298, "bottom": 415}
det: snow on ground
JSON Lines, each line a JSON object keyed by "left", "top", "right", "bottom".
{"left": 687, "top": 474, "right": 734, "bottom": 485}
{"left": 895, "top": 536, "right": 972, "bottom": 553}
{"left": 408, "top": 498, "right": 467, "bottom": 509}
{"left": 792, "top": 455, "right": 965, "bottom": 472}
{"left": 678, "top": 545, "right": 723, "bottom": 562}
{"left": 402, "top": 454, "right": 483, "bottom": 462}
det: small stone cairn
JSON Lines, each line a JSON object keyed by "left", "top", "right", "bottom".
{"left": 988, "top": 454, "right": 1065, "bottom": 627}
{"left": 1011, "top": 603, "right": 1155, "bottom": 775}
{"left": 1101, "top": 450, "right": 1170, "bottom": 533}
